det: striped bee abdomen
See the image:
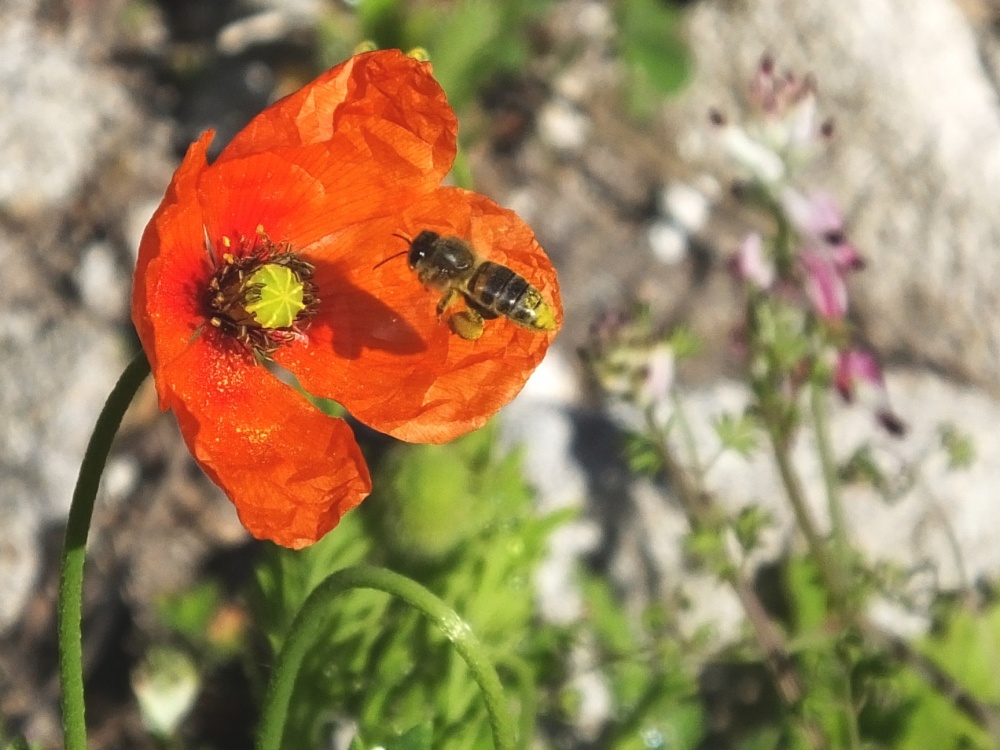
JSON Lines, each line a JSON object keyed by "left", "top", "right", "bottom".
{"left": 467, "top": 261, "right": 554, "bottom": 330}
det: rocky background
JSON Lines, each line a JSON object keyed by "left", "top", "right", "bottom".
{"left": 3, "top": 0, "right": 1000, "bottom": 746}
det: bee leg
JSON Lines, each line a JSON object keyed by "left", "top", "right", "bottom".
{"left": 436, "top": 289, "right": 461, "bottom": 317}
{"left": 448, "top": 309, "right": 485, "bottom": 340}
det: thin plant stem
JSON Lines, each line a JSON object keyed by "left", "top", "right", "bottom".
{"left": 650, "top": 420, "right": 829, "bottom": 749}
{"left": 256, "top": 564, "right": 518, "bottom": 750}
{"left": 837, "top": 652, "right": 862, "bottom": 750}
{"left": 764, "top": 417, "right": 848, "bottom": 613}
{"left": 58, "top": 351, "right": 151, "bottom": 750}
{"left": 649, "top": 419, "right": 804, "bottom": 705}
{"left": 670, "top": 391, "right": 704, "bottom": 478}
{"left": 811, "top": 383, "right": 847, "bottom": 562}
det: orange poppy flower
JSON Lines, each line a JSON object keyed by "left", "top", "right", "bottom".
{"left": 132, "top": 50, "right": 561, "bottom": 549}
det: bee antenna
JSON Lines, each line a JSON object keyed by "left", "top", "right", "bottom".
{"left": 391, "top": 231, "right": 411, "bottom": 244}
{"left": 373, "top": 249, "right": 409, "bottom": 271}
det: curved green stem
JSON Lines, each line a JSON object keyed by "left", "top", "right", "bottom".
{"left": 58, "top": 351, "right": 151, "bottom": 750}
{"left": 257, "top": 565, "right": 517, "bottom": 750}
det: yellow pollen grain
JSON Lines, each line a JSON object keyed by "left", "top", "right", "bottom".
{"left": 222, "top": 236, "right": 232, "bottom": 248}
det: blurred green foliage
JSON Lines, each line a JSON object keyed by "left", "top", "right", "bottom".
{"left": 251, "top": 424, "right": 561, "bottom": 748}
{"left": 713, "top": 411, "right": 760, "bottom": 458}
{"left": 615, "top": 0, "right": 691, "bottom": 117}
{"left": 244, "top": 423, "right": 709, "bottom": 748}
{"left": 893, "top": 601, "right": 1000, "bottom": 749}
{"left": 156, "top": 581, "right": 247, "bottom": 662}
{"left": 316, "top": 0, "right": 690, "bottom": 122}
{"left": 0, "top": 733, "right": 35, "bottom": 750}
{"left": 349, "top": 721, "right": 435, "bottom": 750}
{"left": 581, "top": 576, "right": 703, "bottom": 749}
{"left": 717, "top": 557, "right": 1000, "bottom": 749}
{"left": 939, "top": 423, "right": 975, "bottom": 471}
{"left": 319, "top": 0, "right": 551, "bottom": 114}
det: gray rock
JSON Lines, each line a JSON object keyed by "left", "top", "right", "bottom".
{"left": 0, "top": 5, "right": 131, "bottom": 217}
{"left": 672, "top": 0, "right": 1000, "bottom": 394}
{"left": 0, "top": 476, "right": 41, "bottom": 633}
{"left": 0, "top": 0, "right": 173, "bottom": 637}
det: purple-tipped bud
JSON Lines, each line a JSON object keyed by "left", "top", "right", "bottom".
{"left": 834, "top": 348, "right": 906, "bottom": 436}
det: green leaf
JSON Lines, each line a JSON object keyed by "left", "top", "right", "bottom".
{"left": 837, "top": 444, "right": 885, "bottom": 488}
{"left": 668, "top": 325, "right": 702, "bottom": 360}
{"left": 784, "top": 557, "right": 830, "bottom": 635}
{"left": 385, "top": 722, "right": 435, "bottom": 750}
{"left": 156, "top": 581, "right": 220, "bottom": 639}
{"left": 713, "top": 412, "right": 759, "bottom": 457}
{"left": 625, "top": 430, "right": 664, "bottom": 475}
{"left": 617, "top": 0, "right": 690, "bottom": 117}
{"left": 939, "top": 422, "right": 976, "bottom": 471}
{"left": 731, "top": 506, "right": 772, "bottom": 555}
{"left": 885, "top": 602, "right": 1000, "bottom": 750}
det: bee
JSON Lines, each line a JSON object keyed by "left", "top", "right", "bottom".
{"left": 400, "top": 230, "right": 557, "bottom": 341}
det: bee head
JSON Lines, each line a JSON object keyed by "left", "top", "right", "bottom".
{"left": 407, "top": 230, "right": 441, "bottom": 269}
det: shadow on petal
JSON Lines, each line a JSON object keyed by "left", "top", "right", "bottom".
{"left": 313, "top": 259, "right": 427, "bottom": 360}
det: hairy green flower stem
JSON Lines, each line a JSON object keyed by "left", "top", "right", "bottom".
{"left": 256, "top": 565, "right": 518, "bottom": 750}
{"left": 58, "top": 351, "right": 151, "bottom": 750}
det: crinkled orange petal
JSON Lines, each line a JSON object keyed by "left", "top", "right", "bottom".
{"left": 132, "top": 133, "right": 373, "bottom": 549}
{"left": 217, "top": 49, "right": 456, "bottom": 189}
{"left": 132, "top": 131, "right": 215, "bottom": 408}
{"left": 198, "top": 137, "right": 434, "bottom": 253}
{"left": 163, "top": 335, "right": 371, "bottom": 549}
{"left": 276, "top": 187, "right": 562, "bottom": 443}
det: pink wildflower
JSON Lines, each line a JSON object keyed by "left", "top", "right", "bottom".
{"left": 781, "top": 188, "right": 865, "bottom": 272}
{"left": 732, "top": 232, "right": 776, "bottom": 289}
{"left": 835, "top": 349, "right": 905, "bottom": 435}
{"left": 713, "top": 55, "right": 833, "bottom": 186}
{"left": 800, "top": 248, "right": 848, "bottom": 320}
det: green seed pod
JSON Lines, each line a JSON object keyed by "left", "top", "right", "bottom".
{"left": 244, "top": 264, "right": 306, "bottom": 329}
